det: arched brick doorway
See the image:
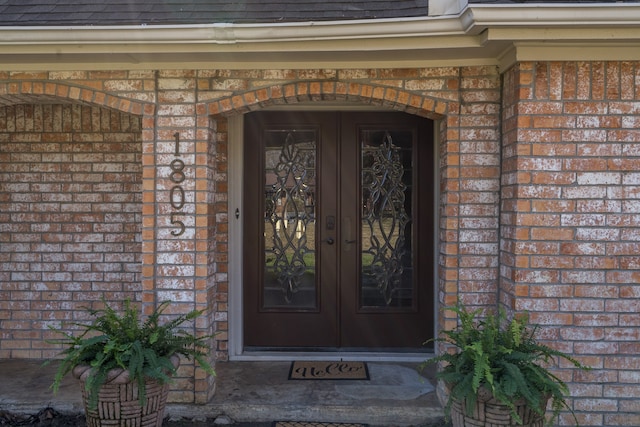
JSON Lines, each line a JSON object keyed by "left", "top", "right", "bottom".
{"left": 203, "top": 81, "right": 462, "bottom": 359}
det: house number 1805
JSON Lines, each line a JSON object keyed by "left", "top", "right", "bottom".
{"left": 170, "top": 132, "right": 186, "bottom": 236}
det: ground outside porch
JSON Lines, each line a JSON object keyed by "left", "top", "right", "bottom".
{"left": 0, "top": 358, "right": 446, "bottom": 427}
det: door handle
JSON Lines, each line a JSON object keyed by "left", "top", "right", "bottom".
{"left": 343, "top": 217, "right": 356, "bottom": 248}
{"left": 323, "top": 237, "right": 335, "bottom": 245}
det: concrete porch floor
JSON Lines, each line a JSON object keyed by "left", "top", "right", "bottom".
{"left": 0, "top": 358, "right": 445, "bottom": 426}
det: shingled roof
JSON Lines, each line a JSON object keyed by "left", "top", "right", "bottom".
{"left": 2, "top": 0, "right": 638, "bottom": 26}
{"left": 0, "top": 0, "right": 431, "bottom": 26}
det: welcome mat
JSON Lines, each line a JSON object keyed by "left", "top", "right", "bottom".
{"left": 288, "top": 361, "right": 369, "bottom": 380}
{"left": 273, "top": 423, "right": 368, "bottom": 427}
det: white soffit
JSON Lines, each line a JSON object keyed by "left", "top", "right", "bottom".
{"left": 0, "top": 3, "right": 639, "bottom": 70}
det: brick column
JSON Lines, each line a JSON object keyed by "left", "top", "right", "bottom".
{"left": 143, "top": 70, "right": 215, "bottom": 404}
{"left": 500, "top": 61, "right": 640, "bottom": 426}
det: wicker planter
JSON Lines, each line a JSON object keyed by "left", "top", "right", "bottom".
{"left": 72, "top": 355, "right": 180, "bottom": 427}
{"left": 450, "top": 387, "right": 547, "bottom": 427}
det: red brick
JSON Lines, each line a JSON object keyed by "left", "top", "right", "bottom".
{"left": 0, "top": 61, "right": 639, "bottom": 417}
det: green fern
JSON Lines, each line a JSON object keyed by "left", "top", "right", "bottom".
{"left": 421, "top": 303, "right": 590, "bottom": 426}
{"left": 47, "top": 299, "right": 215, "bottom": 411}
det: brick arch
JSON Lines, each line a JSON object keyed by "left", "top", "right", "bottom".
{"left": 0, "top": 81, "right": 152, "bottom": 116}
{"left": 201, "top": 79, "right": 463, "bottom": 362}
{"left": 205, "top": 80, "right": 450, "bottom": 119}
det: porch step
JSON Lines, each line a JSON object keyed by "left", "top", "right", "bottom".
{"left": 168, "top": 361, "right": 445, "bottom": 427}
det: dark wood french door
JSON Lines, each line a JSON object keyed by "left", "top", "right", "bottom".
{"left": 243, "top": 111, "right": 434, "bottom": 350}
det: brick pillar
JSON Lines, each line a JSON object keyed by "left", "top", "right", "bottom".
{"left": 500, "top": 61, "right": 640, "bottom": 426}
{"left": 142, "top": 70, "right": 215, "bottom": 404}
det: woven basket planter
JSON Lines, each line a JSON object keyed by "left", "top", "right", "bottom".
{"left": 72, "top": 355, "right": 180, "bottom": 427}
{"left": 450, "top": 387, "right": 547, "bottom": 427}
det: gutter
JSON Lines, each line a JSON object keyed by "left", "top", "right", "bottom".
{"left": 0, "top": 4, "right": 639, "bottom": 47}
{"left": 0, "top": 3, "right": 638, "bottom": 69}
{"left": 0, "top": 16, "right": 470, "bottom": 46}
{"left": 466, "top": 3, "right": 640, "bottom": 28}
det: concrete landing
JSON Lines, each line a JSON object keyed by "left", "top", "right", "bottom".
{"left": 0, "top": 359, "right": 444, "bottom": 426}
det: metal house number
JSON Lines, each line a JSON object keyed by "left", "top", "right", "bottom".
{"left": 170, "top": 132, "right": 186, "bottom": 236}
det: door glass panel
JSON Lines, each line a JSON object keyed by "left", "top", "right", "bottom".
{"left": 360, "top": 130, "right": 414, "bottom": 309}
{"left": 263, "top": 129, "right": 317, "bottom": 309}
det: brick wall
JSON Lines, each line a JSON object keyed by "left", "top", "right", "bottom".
{"left": 501, "top": 61, "right": 640, "bottom": 426}
{"left": 0, "top": 67, "right": 504, "bottom": 405}
{"left": 4, "top": 63, "right": 636, "bottom": 422}
{"left": 0, "top": 103, "right": 143, "bottom": 358}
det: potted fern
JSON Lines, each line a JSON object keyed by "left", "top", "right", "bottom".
{"left": 422, "top": 304, "right": 589, "bottom": 427}
{"left": 48, "top": 299, "right": 215, "bottom": 427}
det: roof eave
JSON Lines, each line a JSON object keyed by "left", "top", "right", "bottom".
{"left": 0, "top": 3, "right": 639, "bottom": 71}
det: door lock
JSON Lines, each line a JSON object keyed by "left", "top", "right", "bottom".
{"left": 326, "top": 215, "right": 335, "bottom": 230}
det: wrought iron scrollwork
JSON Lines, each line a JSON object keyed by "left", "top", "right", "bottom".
{"left": 361, "top": 131, "right": 410, "bottom": 306}
{"left": 264, "top": 132, "right": 316, "bottom": 304}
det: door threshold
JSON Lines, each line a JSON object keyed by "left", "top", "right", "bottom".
{"left": 230, "top": 350, "right": 433, "bottom": 363}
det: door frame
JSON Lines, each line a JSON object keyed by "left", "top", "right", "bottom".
{"left": 227, "top": 106, "right": 441, "bottom": 361}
